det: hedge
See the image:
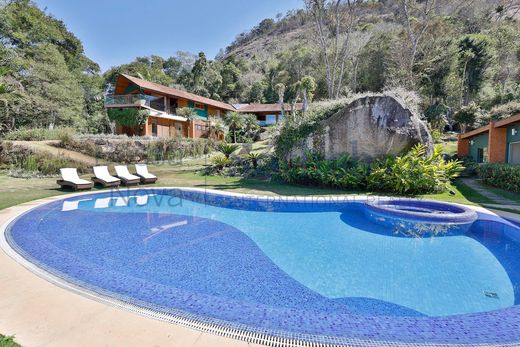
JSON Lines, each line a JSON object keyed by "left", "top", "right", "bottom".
{"left": 478, "top": 163, "right": 520, "bottom": 193}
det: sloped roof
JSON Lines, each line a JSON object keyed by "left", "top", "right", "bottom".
{"left": 460, "top": 124, "right": 490, "bottom": 139}
{"left": 237, "top": 103, "right": 304, "bottom": 113}
{"left": 118, "top": 74, "right": 236, "bottom": 111}
{"left": 494, "top": 113, "right": 520, "bottom": 128}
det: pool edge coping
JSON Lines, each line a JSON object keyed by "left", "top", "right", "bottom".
{"left": 1, "top": 187, "right": 520, "bottom": 347}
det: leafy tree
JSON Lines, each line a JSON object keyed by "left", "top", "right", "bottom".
{"left": 424, "top": 102, "right": 449, "bottom": 131}
{"left": 249, "top": 80, "right": 267, "bottom": 103}
{"left": 458, "top": 34, "right": 495, "bottom": 105}
{"left": 220, "top": 61, "right": 242, "bottom": 101}
{"left": 192, "top": 52, "right": 208, "bottom": 89}
{"left": 453, "top": 103, "right": 483, "bottom": 132}
{"left": 21, "top": 44, "right": 84, "bottom": 128}
{"left": 357, "top": 32, "right": 392, "bottom": 92}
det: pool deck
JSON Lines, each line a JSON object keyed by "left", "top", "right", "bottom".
{"left": 1, "top": 190, "right": 520, "bottom": 347}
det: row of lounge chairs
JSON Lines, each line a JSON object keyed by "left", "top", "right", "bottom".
{"left": 57, "top": 164, "right": 157, "bottom": 191}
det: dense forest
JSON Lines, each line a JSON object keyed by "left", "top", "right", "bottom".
{"left": 0, "top": 0, "right": 519, "bottom": 135}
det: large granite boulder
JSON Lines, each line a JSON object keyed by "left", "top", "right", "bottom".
{"left": 287, "top": 95, "right": 433, "bottom": 162}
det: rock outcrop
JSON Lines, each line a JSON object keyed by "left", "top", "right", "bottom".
{"left": 287, "top": 95, "right": 433, "bottom": 162}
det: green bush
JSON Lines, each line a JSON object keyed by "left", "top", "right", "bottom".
{"left": 478, "top": 163, "right": 520, "bottom": 193}
{"left": 367, "top": 145, "right": 463, "bottom": 194}
{"left": 3, "top": 127, "right": 76, "bottom": 141}
{"left": 278, "top": 145, "right": 464, "bottom": 195}
{"left": 279, "top": 153, "right": 369, "bottom": 190}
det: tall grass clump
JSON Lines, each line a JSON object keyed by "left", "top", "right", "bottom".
{"left": 3, "top": 127, "right": 76, "bottom": 141}
{"left": 53, "top": 135, "right": 216, "bottom": 163}
{"left": 0, "top": 142, "right": 86, "bottom": 177}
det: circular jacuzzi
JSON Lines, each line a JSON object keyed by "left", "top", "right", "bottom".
{"left": 2, "top": 189, "right": 520, "bottom": 346}
{"left": 365, "top": 199, "right": 478, "bottom": 224}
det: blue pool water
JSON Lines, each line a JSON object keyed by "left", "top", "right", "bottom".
{"left": 5, "top": 189, "right": 520, "bottom": 345}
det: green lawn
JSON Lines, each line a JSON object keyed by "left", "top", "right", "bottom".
{"left": 0, "top": 159, "right": 514, "bottom": 211}
{"left": 439, "top": 139, "right": 458, "bottom": 156}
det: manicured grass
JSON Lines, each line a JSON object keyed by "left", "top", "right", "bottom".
{"left": 0, "top": 160, "right": 510, "bottom": 212}
{"left": 439, "top": 140, "right": 458, "bottom": 156}
{"left": 0, "top": 335, "right": 21, "bottom": 347}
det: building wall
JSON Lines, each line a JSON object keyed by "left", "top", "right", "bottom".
{"left": 145, "top": 117, "right": 185, "bottom": 138}
{"left": 506, "top": 123, "right": 520, "bottom": 163}
{"left": 469, "top": 133, "right": 489, "bottom": 163}
{"left": 488, "top": 124, "right": 507, "bottom": 163}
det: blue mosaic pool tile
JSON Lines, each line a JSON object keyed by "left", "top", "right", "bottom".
{"left": 5, "top": 189, "right": 520, "bottom": 345}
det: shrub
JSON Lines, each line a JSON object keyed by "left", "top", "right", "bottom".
{"left": 430, "top": 129, "right": 443, "bottom": 143}
{"left": 3, "top": 127, "right": 76, "bottom": 141}
{"left": 277, "top": 145, "right": 463, "bottom": 195}
{"left": 279, "top": 153, "right": 369, "bottom": 190}
{"left": 478, "top": 163, "right": 520, "bottom": 193}
{"left": 367, "top": 145, "right": 463, "bottom": 194}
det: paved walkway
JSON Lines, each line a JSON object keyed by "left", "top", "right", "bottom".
{"left": 460, "top": 178, "right": 520, "bottom": 210}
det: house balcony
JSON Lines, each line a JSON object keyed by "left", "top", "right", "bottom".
{"left": 104, "top": 93, "right": 171, "bottom": 111}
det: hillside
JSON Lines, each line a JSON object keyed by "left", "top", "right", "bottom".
{"left": 1, "top": 0, "right": 519, "bottom": 134}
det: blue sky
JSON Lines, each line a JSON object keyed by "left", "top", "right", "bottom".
{"left": 34, "top": 0, "right": 303, "bottom": 71}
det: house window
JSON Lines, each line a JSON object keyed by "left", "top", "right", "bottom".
{"left": 151, "top": 118, "right": 157, "bottom": 137}
{"left": 194, "top": 102, "right": 205, "bottom": 110}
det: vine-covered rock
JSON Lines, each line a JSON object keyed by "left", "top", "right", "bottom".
{"left": 286, "top": 95, "right": 433, "bottom": 162}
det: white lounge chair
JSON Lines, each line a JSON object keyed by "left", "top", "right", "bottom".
{"left": 134, "top": 164, "right": 157, "bottom": 184}
{"left": 114, "top": 165, "right": 141, "bottom": 186}
{"left": 57, "top": 168, "right": 93, "bottom": 191}
{"left": 92, "top": 166, "right": 121, "bottom": 187}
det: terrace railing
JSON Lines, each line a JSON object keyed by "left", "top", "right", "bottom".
{"left": 104, "top": 94, "right": 152, "bottom": 107}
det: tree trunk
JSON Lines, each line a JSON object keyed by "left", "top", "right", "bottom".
{"left": 303, "top": 90, "right": 308, "bottom": 113}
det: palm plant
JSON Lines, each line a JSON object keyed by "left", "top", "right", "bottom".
{"left": 247, "top": 152, "right": 263, "bottom": 169}
{"left": 216, "top": 143, "right": 240, "bottom": 159}
{"left": 242, "top": 113, "right": 260, "bottom": 139}
{"left": 210, "top": 119, "right": 226, "bottom": 140}
{"left": 224, "top": 111, "right": 244, "bottom": 143}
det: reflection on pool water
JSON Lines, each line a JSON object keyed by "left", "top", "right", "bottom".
{"left": 5, "top": 189, "right": 520, "bottom": 345}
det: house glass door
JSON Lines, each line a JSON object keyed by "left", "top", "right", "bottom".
{"left": 509, "top": 142, "right": 520, "bottom": 164}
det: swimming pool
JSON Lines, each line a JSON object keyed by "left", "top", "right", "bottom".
{"left": 3, "top": 188, "right": 520, "bottom": 346}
